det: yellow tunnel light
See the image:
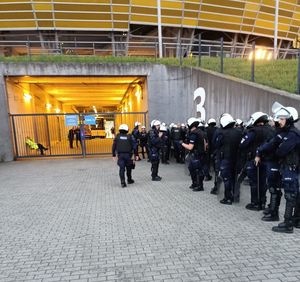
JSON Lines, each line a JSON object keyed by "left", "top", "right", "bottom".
{"left": 23, "top": 93, "right": 32, "bottom": 101}
{"left": 55, "top": 108, "right": 61, "bottom": 113}
{"left": 135, "top": 84, "right": 142, "bottom": 98}
{"left": 45, "top": 103, "right": 52, "bottom": 110}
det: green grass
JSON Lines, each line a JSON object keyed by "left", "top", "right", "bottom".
{"left": 0, "top": 55, "right": 298, "bottom": 94}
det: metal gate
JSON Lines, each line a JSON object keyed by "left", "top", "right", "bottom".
{"left": 10, "top": 112, "right": 148, "bottom": 158}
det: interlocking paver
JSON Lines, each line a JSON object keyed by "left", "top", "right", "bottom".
{"left": 1, "top": 158, "right": 300, "bottom": 282}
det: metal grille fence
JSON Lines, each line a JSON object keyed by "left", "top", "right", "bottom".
{"left": 10, "top": 112, "right": 148, "bottom": 158}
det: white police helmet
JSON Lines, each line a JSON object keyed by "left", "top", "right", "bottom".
{"left": 235, "top": 118, "right": 243, "bottom": 126}
{"left": 160, "top": 125, "right": 167, "bottom": 132}
{"left": 273, "top": 107, "right": 291, "bottom": 121}
{"left": 153, "top": 120, "right": 161, "bottom": 126}
{"left": 272, "top": 101, "right": 291, "bottom": 121}
{"left": 286, "top": 107, "right": 299, "bottom": 122}
{"left": 219, "top": 114, "right": 235, "bottom": 128}
{"left": 272, "top": 101, "right": 284, "bottom": 114}
{"left": 197, "top": 118, "right": 205, "bottom": 126}
{"left": 150, "top": 120, "right": 157, "bottom": 127}
{"left": 187, "top": 117, "right": 200, "bottom": 129}
{"left": 207, "top": 118, "right": 216, "bottom": 125}
{"left": 134, "top": 121, "right": 141, "bottom": 127}
{"left": 119, "top": 124, "right": 129, "bottom": 132}
{"left": 141, "top": 125, "right": 146, "bottom": 129}
{"left": 249, "top": 112, "right": 269, "bottom": 125}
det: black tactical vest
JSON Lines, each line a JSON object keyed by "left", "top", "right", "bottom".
{"left": 116, "top": 133, "right": 133, "bottom": 153}
{"left": 191, "top": 128, "right": 205, "bottom": 156}
{"left": 248, "top": 125, "right": 274, "bottom": 159}
{"left": 283, "top": 127, "right": 300, "bottom": 166}
{"left": 220, "top": 127, "right": 242, "bottom": 161}
{"left": 172, "top": 128, "right": 181, "bottom": 140}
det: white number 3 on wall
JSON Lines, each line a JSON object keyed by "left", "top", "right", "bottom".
{"left": 193, "top": 87, "right": 206, "bottom": 121}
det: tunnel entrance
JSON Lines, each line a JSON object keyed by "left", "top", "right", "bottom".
{"left": 6, "top": 76, "right": 148, "bottom": 158}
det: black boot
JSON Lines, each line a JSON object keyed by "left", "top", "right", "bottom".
{"left": 151, "top": 161, "right": 159, "bottom": 180}
{"left": 189, "top": 172, "right": 197, "bottom": 189}
{"left": 292, "top": 193, "right": 300, "bottom": 228}
{"left": 272, "top": 193, "right": 296, "bottom": 233}
{"left": 121, "top": 179, "right": 127, "bottom": 188}
{"left": 245, "top": 203, "right": 262, "bottom": 211}
{"left": 192, "top": 170, "right": 204, "bottom": 191}
{"left": 220, "top": 188, "right": 233, "bottom": 205}
{"left": 126, "top": 169, "right": 134, "bottom": 184}
{"left": 193, "top": 184, "right": 204, "bottom": 192}
{"left": 152, "top": 176, "right": 161, "bottom": 181}
{"left": 262, "top": 190, "right": 279, "bottom": 221}
{"left": 220, "top": 198, "right": 232, "bottom": 205}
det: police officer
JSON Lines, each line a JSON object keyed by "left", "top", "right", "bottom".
{"left": 256, "top": 103, "right": 300, "bottom": 233}
{"left": 235, "top": 119, "right": 244, "bottom": 131}
{"left": 255, "top": 119, "right": 281, "bottom": 221}
{"left": 148, "top": 120, "right": 164, "bottom": 181}
{"left": 240, "top": 112, "right": 274, "bottom": 211}
{"left": 160, "top": 124, "right": 169, "bottom": 164}
{"left": 171, "top": 124, "right": 184, "bottom": 163}
{"left": 132, "top": 121, "right": 141, "bottom": 161}
{"left": 182, "top": 117, "right": 205, "bottom": 192}
{"left": 198, "top": 119, "right": 212, "bottom": 181}
{"left": 112, "top": 124, "right": 136, "bottom": 188}
{"left": 139, "top": 125, "right": 149, "bottom": 159}
{"left": 215, "top": 114, "right": 242, "bottom": 204}
{"left": 207, "top": 118, "right": 218, "bottom": 169}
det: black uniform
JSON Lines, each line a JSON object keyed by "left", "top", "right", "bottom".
{"left": 240, "top": 124, "right": 275, "bottom": 210}
{"left": 148, "top": 127, "right": 163, "bottom": 180}
{"left": 215, "top": 126, "right": 242, "bottom": 204}
{"left": 112, "top": 132, "right": 136, "bottom": 187}
{"left": 171, "top": 126, "right": 184, "bottom": 163}
{"left": 187, "top": 128, "right": 206, "bottom": 191}
{"left": 132, "top": 126, "right": 141, "bottom": 160}
{"left": 139, "top": 129, "right": 149, "bottom": 159}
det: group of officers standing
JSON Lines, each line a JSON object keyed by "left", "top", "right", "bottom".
{"left": 112, "top": 101, "right": 300, "bottom": 234}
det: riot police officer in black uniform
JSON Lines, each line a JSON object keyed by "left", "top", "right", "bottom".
{"left": 112, "top": 124, "right": 136, "bottom": 188}
{"left": 171, "top": 124, "right": 184, "bottom": 163}
{"left": 148, "top": 120, "right": 164, "bottom": 181}
{"left": 198, "top": 119, "right": 212, "bottom": 181}
{"left": 240, "top": 112, "right": 274, "bottom": 211}
{"left": 255, "top": 103, "right": 300, "bottom": 233}
{"left": 215, "top": 114, "right": 242, "bottom": 204}
{"left": 207, "top": 118, "right": 218, "bottom": 171}
{"left": 255, "top": 119, "right": 281, "bottom": 221}
{"left": 132, "top": 121, "right": 141, "bottom": 161}
{"left": 160, "top": 124, "right": 169, "bottom": 164}
{"left": 139, "top": 125, "right": 149, "bottom": 159}
{"left": 182, "top": 117, "right": 206, "bottom": 192}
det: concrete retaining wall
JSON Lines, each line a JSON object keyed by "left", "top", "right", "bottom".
{"left": 1, "top": 62, "right": 300, "bottom": 161}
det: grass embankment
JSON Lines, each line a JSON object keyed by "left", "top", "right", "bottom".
{"left": 0, "top": 55, "right": 297, "bottom": 94}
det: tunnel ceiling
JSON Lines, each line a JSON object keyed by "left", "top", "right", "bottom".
{"left": 9, "top": 76, "right": 144, "bottom": 112}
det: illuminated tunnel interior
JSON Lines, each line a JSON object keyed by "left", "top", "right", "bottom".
{"left": 6, "top": 76, "right": 148, "bottom": 157}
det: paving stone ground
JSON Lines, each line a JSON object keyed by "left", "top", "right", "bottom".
{"left": 1, "top": 158, "right": 300, "bottom": 282}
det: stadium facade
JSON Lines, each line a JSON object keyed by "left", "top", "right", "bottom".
{"left": 0, "top": 0, "right": 299, "bottom": 57}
